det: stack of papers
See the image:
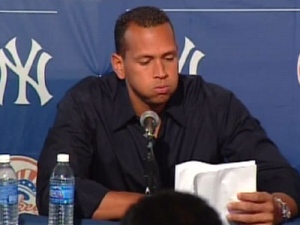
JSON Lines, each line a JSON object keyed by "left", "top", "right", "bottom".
{"left": 175, "top": 160, "right": 256, "bottom": 225}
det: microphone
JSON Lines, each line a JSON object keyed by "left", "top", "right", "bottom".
{"left": 140, "top": 110, "right": 161, "bottom": 195}
{"left": 140, "top": 111, "right": 160, "bottom": 139}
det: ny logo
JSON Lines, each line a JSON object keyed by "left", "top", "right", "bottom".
{"left": 0, "top": 38, "right": 53, "bottom": 106}
{"left": 179, "top": 37, "right": 205, "bottom": 75}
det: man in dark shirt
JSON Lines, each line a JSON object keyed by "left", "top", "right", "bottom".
{"left": 36, "top": 6, "right": 300, "bottom": 224}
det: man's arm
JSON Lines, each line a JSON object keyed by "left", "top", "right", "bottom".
{"left": 92, "top": 191, "right": 144, "bottom": 220}
{"left": 227, "top": 192, "right": 298, "bottom": 224}
{"left": 37, "top": 82, "right": 113, "bottom": 218}
{"left": 217, "top": 92, "right": 300, "bottom": 223}
{"left": 272, "top": 192, "right": 298, "bottom": 221}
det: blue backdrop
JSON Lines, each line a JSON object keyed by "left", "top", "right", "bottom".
{"left": 1, "top": 0, "right": 300, "bottom": 215}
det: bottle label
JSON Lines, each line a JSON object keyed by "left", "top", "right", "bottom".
{"left": 0, "top": 184, "right": 18, "bottom": 205}
{"left": 50, "top": 184, "right": 74, "bottom": 204}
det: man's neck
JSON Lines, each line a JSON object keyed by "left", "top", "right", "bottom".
{"left": 134, "top": 103, "right": 165, "bottom": 118}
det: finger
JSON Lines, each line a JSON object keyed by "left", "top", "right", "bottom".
{"left": 227, "top": 212, "right": 274, "bottom": 224}
{"left": 228, "top": 202, "right": 256, "bottom": 213}
{"left": 238, "top": 192, "right": 272, "bottom": 203}
{"left": 228, "top": 201, "right": 275, "bottom": 214}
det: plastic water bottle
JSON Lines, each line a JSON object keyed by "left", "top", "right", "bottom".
{"left": 0, "top": 154, "right": 18, "bottom": 225}
{"left": 48, "top": 154, "right": 74, "bottom": 225}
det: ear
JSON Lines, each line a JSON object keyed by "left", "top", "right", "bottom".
{"left": 111, "top": 53, "right": 125, "bottom": 79}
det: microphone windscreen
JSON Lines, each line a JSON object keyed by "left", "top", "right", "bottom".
{"left": 140, "top": 111, "right": 160, "bottom": 128}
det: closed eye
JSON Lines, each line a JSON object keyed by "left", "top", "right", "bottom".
{"left": 139, "top": 60, "right": 150, "bottom": 66}
{"left": 165, "top": 56, "right": 175, "bottom": 61}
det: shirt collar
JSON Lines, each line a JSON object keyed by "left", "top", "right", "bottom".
{"left": 112, "top": 77, "right": 185, "bottom": 131}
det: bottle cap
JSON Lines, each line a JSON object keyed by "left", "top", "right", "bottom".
{"left": 57, "top": 154, "right": 69, "bottom": 162}
{"left": 0, "top": 154, "right": 10, "bottom": 163}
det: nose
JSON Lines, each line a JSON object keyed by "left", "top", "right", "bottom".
{"left": 153, "top": 59, "right": 167, "bottom": 79}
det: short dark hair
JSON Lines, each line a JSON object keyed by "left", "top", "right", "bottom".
{"left": 114, "top": 6, "right": 173, "bottom": 57}
{"left": 121, "top": 190, "right": 222, "bottom": 225}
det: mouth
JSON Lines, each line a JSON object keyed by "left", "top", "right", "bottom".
{"left": 154, "top": 86, "right": 170, "bottom": 94}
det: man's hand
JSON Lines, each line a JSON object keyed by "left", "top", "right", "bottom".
{"left": 227, "top": 192, "right": 285, "bottom": 225}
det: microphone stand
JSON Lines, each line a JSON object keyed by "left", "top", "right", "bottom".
{"left": 144, "top": 131, "right": 160, "bottom": 196}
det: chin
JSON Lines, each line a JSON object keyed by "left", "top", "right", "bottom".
{"left": 150, "top": 95, "right": 171, "bottom": 105}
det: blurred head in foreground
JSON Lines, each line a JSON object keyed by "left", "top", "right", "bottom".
{"left": 121, "top": 190, "right": 222, "bottom": 225}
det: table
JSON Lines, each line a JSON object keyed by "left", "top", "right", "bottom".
{"left": 19, "top": 213, "right": 300, "bottom": 225}
{"left": 19, "top": 214, "right": 120, "bottom": 225}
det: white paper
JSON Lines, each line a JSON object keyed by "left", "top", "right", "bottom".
{"left": 175, "top": 160, "right": 256, "bottom": 225}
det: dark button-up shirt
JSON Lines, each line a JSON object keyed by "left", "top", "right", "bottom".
{"left": 36, "top": 73, "right": 300, "bottom": 218}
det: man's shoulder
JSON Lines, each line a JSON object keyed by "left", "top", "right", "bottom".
{"left": 67, "top": 72, "right": 118, "bottom": 99}
{"left": 178, "top": 74, "right": 245, "bottom": 117}
{"left": 179, "top": 74, "right": 232, "bottom": 99}
{"left": 70, "top": 72, "right": 117, "bottom": 90}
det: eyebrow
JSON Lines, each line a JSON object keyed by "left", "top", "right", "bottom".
{"left": 135, "top": 55, "right": 153, "bottom": 60}
{"left": 161, "top": 50, "right": 177, "bottom": 57}
{"left": 134, "top": 50, "right": 177, "bottom": 60}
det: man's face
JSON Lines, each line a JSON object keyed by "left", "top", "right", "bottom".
{"left": 114, "top": 22, "right": 179, "bottom": 110}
